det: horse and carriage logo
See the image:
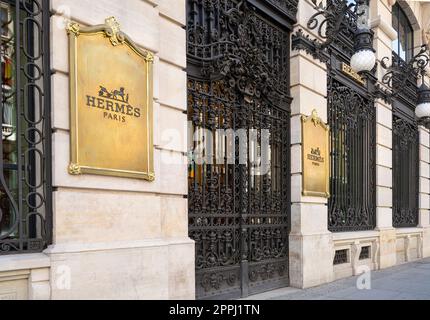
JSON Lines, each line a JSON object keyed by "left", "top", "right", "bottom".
{"left": 99, "top": 85, "right": 130, "bottom": 103}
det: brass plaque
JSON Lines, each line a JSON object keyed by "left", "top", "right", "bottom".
{"left": 302, "top": 110, "right": 330, "bottom": 198}
{"left": 341, "top": 62, "right": 366, "bottom": 86}
{"left": 67, "top": 17, "right": 154, "bottom": 181}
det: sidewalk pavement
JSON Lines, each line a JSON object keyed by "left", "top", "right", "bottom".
{"left": 244, "top": 258, "right": 430, "bottom": 300}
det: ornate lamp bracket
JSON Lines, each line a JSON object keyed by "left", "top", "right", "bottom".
{"left": 418, "top": 117, "right": 430, "bottom": 130}
{"left": 292, "top": 0, "right": 363, "bottom": 63}
{"left": 378, "top": 44, "right": 430, "bottom": 103}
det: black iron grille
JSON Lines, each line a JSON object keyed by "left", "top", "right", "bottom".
{"left": 328, "top": 78, "right": 376, "bottom": 232}
{"left": 0, "top": 0, "right": 52, "bottom": 254}
{"left": 392, "top": 115, "right": 419, "bottom": 228}
{"left": 186, "top": 0, "right": 295, "bottom": 299}
{"left": 333, "top": 249, "right": 349, "bottom": 265}
{"left": 359, "top": 246, "right": 371, "bottom": 260}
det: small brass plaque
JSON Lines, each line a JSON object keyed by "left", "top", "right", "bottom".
{"left": 302, "top": 110, "right": 330, "bottom": 198}
{"left": 67, "top": 17, "right": 154, "bottom": 181}
{"left": 341, "top": 62, "right": 366, "bottom": 86}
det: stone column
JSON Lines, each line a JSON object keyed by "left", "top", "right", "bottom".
{"left": 289, "top": 0, "right": 334, "bottom": 289}
{"left": 419, "top": 1, "right": 430, "bottom": 257}
{"left": 419, "top": 127, "right": 430, "bottom": 258}
{"left": 370, "top": 0, "right": 398, "bottom": 269}
{"left": 28, "top": 268, "right": 51, "bottom": 300}
{"left": 47, "top": 0, "right": 194, "bottom": 300}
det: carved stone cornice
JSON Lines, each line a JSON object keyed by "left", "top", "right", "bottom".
{"left": 370, "top": 15, "right": 398, "bottom": 41}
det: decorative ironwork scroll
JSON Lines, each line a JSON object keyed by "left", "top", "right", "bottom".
{"left": 379, "top": 45, "right": 430, "bottom": 104}
{"left": 328, "top": 78, "right": 376, "bottom": 232}
{"left": 307, "top": 0, "right": 355, "bottom": 50}
{"left": 266, "top": 0, "right": 298, "bottom": 18}
{"left": 392, "top": 116, "right": 419, "bottom": 228}
{"left": 292, "top": 0, "right": 361, "bottom": 63}
{"left": 0, "top": 0, "right": 52, "bottom": 254}
{"left": 187, "top": 0, "right": 296, "bottom": 299}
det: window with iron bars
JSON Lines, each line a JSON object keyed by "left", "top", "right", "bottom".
{"left": 392, "top": 115, "right": 419, "bottom": 228}
{"left": 390, "top": 2, "right": 419, "bottom": 229}
{"left": 0, "top": 0, "right": 52, "bottom": 254}
{"left": 328, "top": 78, "right": 376, "bottom": 232}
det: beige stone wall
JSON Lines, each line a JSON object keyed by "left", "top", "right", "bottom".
{"left": 332, "top": 232, "right": 380, "bottom": 280}
{"left": 371, "top": 0, "right": 398, "bottom": 270}
{"left": 289, "top": 0, "right": 334, "bottom": 289}
{"left": 0, "top": 254, "right": 50, "bottom": 300}
{"left": 45, "top": 0, "right": 194, "bottom": 300}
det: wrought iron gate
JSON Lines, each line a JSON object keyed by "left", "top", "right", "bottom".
{"left": 186, "top": 0, "right": 296, "bottom": 299}
{"left": 0, "top": 0, "right": 52, "bottom": 254}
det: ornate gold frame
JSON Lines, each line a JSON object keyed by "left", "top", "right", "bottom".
{"left": 66, "top": 17, "right": 155, "bottom": 181}
{"left": 301, "top": 110, "right": 330, "bottom": 198}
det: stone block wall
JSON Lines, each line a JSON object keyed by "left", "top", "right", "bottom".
{"left": 0, "top": 254, "right": 50, "bottom": 300}
{"left": 289, "top": 0, "right": 334, "bottom": 289}
{"left": 47, "top": 0, "right": 194, "bottom": 300}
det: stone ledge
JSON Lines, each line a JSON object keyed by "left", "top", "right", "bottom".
{"left": 396, "top": 228, "right": 425, "bottom": 236}
{"left": 371, "top": 15, "right": 398, "bottom": 41}
{"left": 45, "top": 238, "right": 194, "bottom": 255}
{"left": 0, "top": 253, "right": 50, "bottom": 273}
{"left": 332, "top": 230, "right": 380, "bottom": 242}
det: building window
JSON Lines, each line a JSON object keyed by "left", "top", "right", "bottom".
{"left": 0, "top": 0, "right": 52, "bottom": 254}
{"left": 328, "top": 78, "right": 376, "bottom": 232}
{"left": 392, "top": 116, "right": 419, "bottom": 228}
{"left": 333, "top": 249, "right": 349, "bottom": 265}
{"left": 359, "top": 246, "right": 371, "bottom": 260}
{"left": 392, "top": 3, "right": 414, "bottom": 62}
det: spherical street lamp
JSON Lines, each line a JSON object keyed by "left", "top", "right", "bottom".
{"left": 350, "top": 0, "right": 376, "bottom": 73}
{"left": 416, "top": 83, "right": 430, "bottom": 126}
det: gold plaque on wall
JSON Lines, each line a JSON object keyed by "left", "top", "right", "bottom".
{"left": 67, "top": 17, "right": 154, "bottom": 181}
{"left": 301, "top": 110, "right": 330, "bottom": 198}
